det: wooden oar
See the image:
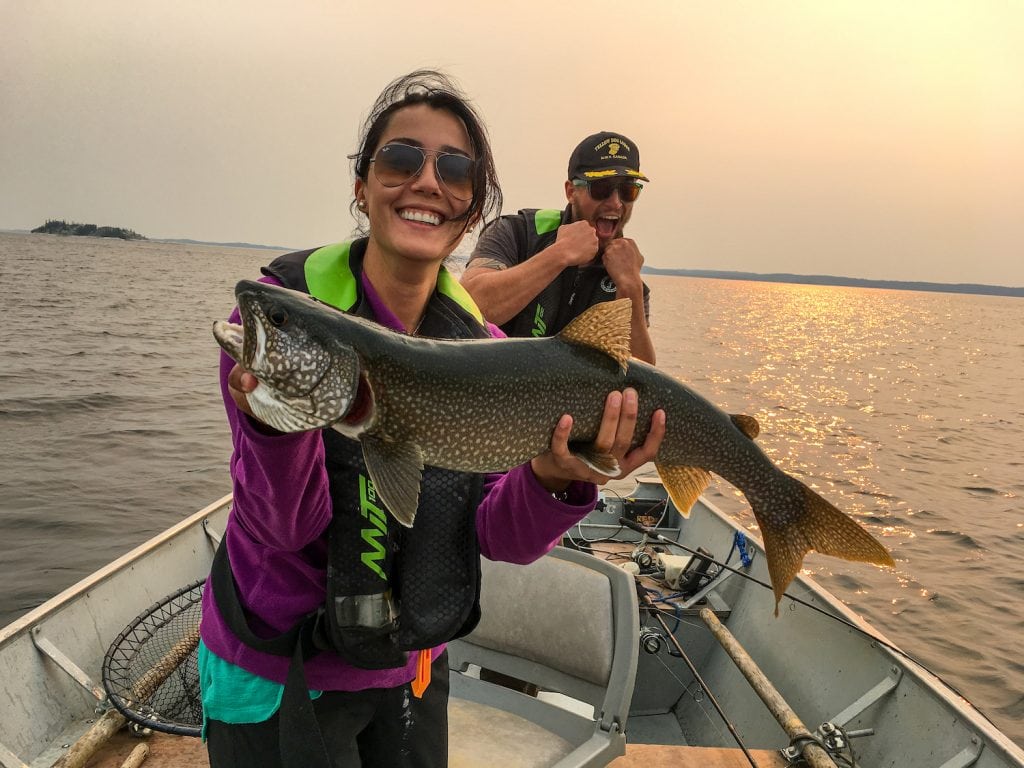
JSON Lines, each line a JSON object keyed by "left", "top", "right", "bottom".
{"left": 700, "top": 608, "right": 838, "bottom": 768}
{"left": 51, "top": 624, "right": 200, "bottom": 768}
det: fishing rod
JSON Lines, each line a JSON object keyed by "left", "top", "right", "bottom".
{"left": 626, "top": 519, "right": 848, "bottom": 768}
{"left": 634, "top": 580, "right": 762, "bottom": 768}
{"left": 617, "top": 516, "right": 888, "bottom": 643}
{"left": 616, "top": 515, "right": 996, "bottom": 736}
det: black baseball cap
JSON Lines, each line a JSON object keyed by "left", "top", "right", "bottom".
{"left": 567, "top": 131, "right": 649, "bottom": 182}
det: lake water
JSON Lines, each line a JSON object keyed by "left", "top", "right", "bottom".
{"left": 1, "top": 231, "right": 1021, "bottom": 746}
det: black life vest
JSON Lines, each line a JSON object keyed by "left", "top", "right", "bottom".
{"left": 493, "top": 207, "right": 633, "bottom": 342}
{"left": 212, "top": 239, "right": 493, "bottom": 672}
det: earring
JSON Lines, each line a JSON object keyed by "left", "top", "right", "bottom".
{"left": 357, "top": 200, "right": 367, "bottom": 211}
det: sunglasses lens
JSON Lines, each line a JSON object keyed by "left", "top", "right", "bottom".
{"left": 585, "top": 179, "right": 640, "bottom": 202}
{"left": 619, "top": 182, "right": 641, "bottom": 203}
{"left": 587, "top": 179, "right": 616, "bottom": 200}
{"left": 374, "top": 144, "right": 424, "bottom": 187}
{"left": 436, "top": 154, "right": 475, "bottom": 200}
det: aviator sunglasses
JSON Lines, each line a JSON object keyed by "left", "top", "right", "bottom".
{"left": 573, "top": 178, "right": 643, "bottom": 203}
{"left": 369, "top": 142, "right": 476, "bottom": 201}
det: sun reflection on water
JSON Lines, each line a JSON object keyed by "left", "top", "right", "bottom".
{"left": 643, "top": 276, "right": 1024, "bottom": 737}
{"left": 652, "top": 279, "right": 949, "bottom": 536}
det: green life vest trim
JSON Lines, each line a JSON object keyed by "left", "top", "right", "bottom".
{"left": 534, "top": 209, "right": 562, "bottom": 236}
{"left": 304, "top": 241, "right": 484, "bottom": 325}
{"left": 304, "top": 242, "right": 357, "bottom": 310}
{"left": 437, "top": 267, "right": 485, "bottom": 325}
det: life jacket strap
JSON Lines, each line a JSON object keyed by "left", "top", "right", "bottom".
{"left": 209, "top": 541, "right": 330, "bottom": 768}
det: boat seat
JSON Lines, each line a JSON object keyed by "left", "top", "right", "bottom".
{"left": 448, "top": 545, "right": 639, "bottom": 767}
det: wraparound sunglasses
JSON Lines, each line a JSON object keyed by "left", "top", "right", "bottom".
{"left": 572, "top": 178, "right": 643, "bottom": 203}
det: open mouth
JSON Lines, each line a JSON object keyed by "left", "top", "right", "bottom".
{"left": 595, "top": 217, "right": 619, "bottom": 239}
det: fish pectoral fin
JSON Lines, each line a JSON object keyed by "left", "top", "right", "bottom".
{"left": 731, "top": 414, "right": 760, "bottom": 440}
{"left": 753, "top": 475, "right": 896, "bottom": 616}
{"left": 558, "top": 299, "right": 632, "bottom": 372}
{"left": 569, "top": 443, "right": 620, "bottom": 477}
{"left": 655, "top": 463, "right": 712, "bottom": 519}
{"left": 360, "top": 436, "right": 425, "bottom": 528}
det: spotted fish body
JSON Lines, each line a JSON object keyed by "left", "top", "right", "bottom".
{"left": 213, "top": 280, "right": 894, "bottom": 609}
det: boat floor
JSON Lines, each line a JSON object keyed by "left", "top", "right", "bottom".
{"left": 610, "top": 743, "right": 787, "bottom": 767}
{"left": 49, "top": 728, "right": 788, "bottom": 768}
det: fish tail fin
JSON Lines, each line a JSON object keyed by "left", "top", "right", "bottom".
{"left": 655, "top": 462, "right": 713, "bottom": 519}
{"left": 756, "top": 474, "right": 895, "bottom": 615}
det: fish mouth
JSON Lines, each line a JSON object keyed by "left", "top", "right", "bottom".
{"left": 213, "top": 320, "right": 245, "bottom": 362}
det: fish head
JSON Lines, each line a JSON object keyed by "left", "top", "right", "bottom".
{"left": 212, "top": 280, "right": 369, "bottom": 432}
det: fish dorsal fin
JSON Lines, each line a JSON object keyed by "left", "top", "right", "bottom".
{"left": 731, "top": 414, "right": 760, "bottom": 440}
{"left": 558, "top": 298, "right": 632, "bottom": 372}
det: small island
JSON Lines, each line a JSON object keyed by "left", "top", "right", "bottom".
{"left": 31, "top": 219, "right": 146, "bottom": 241}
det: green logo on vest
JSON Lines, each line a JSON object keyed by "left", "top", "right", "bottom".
{"left": 359, "top": 476, "right": 388, "bottom": 580}
{"left": 531, "top": 304, "right": 547, "bottom": 337}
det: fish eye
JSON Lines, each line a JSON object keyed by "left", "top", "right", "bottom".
{"left": 268, "top": 307, "right": 288, "bottom": 327}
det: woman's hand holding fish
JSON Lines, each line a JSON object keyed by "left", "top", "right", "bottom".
{"left": 530, "top": 388, "right": 666, "bottom": 493}
{"left": 226, "top": 363, "right": 284, "bottom": 435}
{"left": 227, "top": 364, "right": 258, "bottom": 418}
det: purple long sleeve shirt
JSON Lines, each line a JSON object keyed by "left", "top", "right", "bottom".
{"left": 200, "top": 273, "right": 596, "bottom": 691}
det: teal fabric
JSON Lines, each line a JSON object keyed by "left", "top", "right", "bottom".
{"left": 198, "top": 640, "right": 321, "bottom": 739}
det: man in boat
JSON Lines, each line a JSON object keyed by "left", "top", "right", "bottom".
{"left": 460, "top": 131, "right": 657, "bottom": 364}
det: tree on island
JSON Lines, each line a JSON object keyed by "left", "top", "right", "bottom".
{"left": 31, "top": 219, "right": 147, "bottom": 240}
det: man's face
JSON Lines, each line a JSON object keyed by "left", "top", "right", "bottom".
{"left": 566, "top": 178, "right": 637, "bottom": 254}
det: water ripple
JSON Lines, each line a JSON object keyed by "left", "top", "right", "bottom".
{"left": 1, "top": 243, "right": 1022, "bottom": 745}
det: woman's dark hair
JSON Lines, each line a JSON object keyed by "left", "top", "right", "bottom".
{"left": 349, "top": 69, "right": 502, "bottom": 238}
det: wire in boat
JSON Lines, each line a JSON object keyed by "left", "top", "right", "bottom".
{"left": 620, "top": 516, "right": 999, "bottom": 726}
{"left": 635, "top": 582, "right": 761, "bottom": 768}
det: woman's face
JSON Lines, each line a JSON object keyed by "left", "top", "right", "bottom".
{"left": 356, "top": 103, "right": 475, "bottom": 266}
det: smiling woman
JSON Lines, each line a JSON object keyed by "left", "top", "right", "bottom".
{"left": 198, "top": 69, "right": 666, "bottom": 768}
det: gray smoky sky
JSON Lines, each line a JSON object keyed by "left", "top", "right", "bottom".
{"left": 3, "top": 1, "right": 1022, "bottom": 286}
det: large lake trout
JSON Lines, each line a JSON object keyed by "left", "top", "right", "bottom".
{"left": 213, "top": 280, "right": 894, "bottom": 608}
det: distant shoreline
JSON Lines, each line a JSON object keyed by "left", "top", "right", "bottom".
{"left": 4, "top": 229, "right": 290, "bottom": 252}
{"left": 152, "top": 238, "right": 292, "bottom": 251}
{"left": 3, "top": 229, "right": 1018, "bottom": 297}
{"left": 642, "top": 266, "right": 1024, "bottom": 298}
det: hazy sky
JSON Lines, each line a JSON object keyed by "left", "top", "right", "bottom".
{"left": 3, "top": 1, "right": 1022, "bottom": 285}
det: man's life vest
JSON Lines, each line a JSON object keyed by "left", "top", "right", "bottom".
{"left": 498, "top": 207, "right": 630, "bottom": 340}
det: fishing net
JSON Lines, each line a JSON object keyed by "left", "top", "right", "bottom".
{"left": 101, "top": 579, "right": 204, "bottom": 736}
